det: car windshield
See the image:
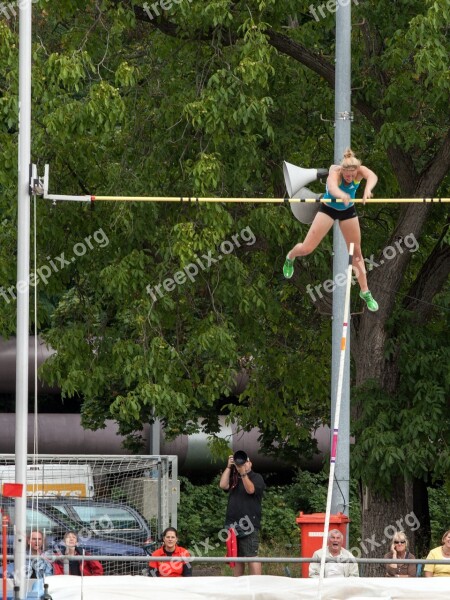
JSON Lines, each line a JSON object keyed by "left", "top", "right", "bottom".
{"left": 7, "top": 505, "right": 79, "bottom": 535}
{"left": 50, "top": 504, "right": 71, "bottom": 518}
{"left": 70, "top": 506, "right": 142, "bottom": 532}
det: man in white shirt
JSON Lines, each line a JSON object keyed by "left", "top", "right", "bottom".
{"left": 309, "top": 529, "right": 359, "bottom": 578}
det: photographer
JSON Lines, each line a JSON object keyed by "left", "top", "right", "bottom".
{"left": 219, "top": 451, "right": 266, "bottom": 576}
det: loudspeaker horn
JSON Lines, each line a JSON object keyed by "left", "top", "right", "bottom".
{"left": 289, "top": 187, "right": 322, "bottom": 224}
{"left": 283, "top": 162, "right": 329, "bottom": 224}
{"left": 283, "top": 162, "right": 328, "bottom": 198}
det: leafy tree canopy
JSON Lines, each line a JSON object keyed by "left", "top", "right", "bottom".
{"left": 0, "top": 1, "right": 448, "bottom": 507}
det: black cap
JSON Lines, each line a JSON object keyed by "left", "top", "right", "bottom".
{"left": 233, "top": 450, "right": 248, "bottom": 466}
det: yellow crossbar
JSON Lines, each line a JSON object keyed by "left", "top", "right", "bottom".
{"left": 91, "top": 196, "right": 449, "bottom": 203}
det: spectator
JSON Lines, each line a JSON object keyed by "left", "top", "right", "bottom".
{"left": 3, "top": 530, "right": 53, "bottom": 579}
{"left": 384, "top": 532, "right": 416, "bottom": 577}
{"left": 309, "top": 529, "right": 359, "bottom": 578}
{"left": 148, "top": 527, "right": 192, "bottom": 577}
{"left": 53, "top": 530, "right": 103, "bottom": 576}
{"left": 424, "top": 529, "right": 450, "bottom": 577}
{"left": 25, "top": 530, "right": 54, "bottom": 579}
{"left": 219, "top": 451, "right": 266, "bottom": 576}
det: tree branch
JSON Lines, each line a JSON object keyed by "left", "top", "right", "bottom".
{"left": 404, "top": 224, "right": 450, "bottom": 321}
{"left": 417, "top": 128, "right": 450, "bottom": 196}
{"left": 264, "top": 28, "right": 335, "bottom": 87}
{"left": 132, "top": 5, "right": 450, "bottom": 203}
{"left": 131, "top": 5, "right": 383, "bottom": 128}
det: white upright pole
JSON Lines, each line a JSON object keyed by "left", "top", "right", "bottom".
{"left": 331, "top": 0, "right": 352, "bottom": 522}
{"left": 15, "top": 1, "right": 32, "bottom": 598}
{"left": 318, "top": 243, "right": 354, "bottom": 594}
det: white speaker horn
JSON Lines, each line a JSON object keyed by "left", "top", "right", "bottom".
{"left": 289, "top": 187, "right": 322, "bottom": 224}
{"left": 283, "top": 162, "right": 329, "bottom": 197}
{"left": 283, "top": 162, "right": 321, "bottom": 197}
{"left": 283, "top": 161, "right": 328, "bottom": 224}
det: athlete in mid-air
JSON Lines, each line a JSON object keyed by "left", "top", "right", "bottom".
{"left": 283, "top": 147, "right": 379, "bottom": 312}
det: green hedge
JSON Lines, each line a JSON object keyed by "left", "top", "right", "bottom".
{"left": 177, "top": 472, "right": 447, "bottom": 555}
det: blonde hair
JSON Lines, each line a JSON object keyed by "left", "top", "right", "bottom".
{"left": 442, "top": 530, "right": 450, "bottom": 544}
{"left": 340, "top": 147, "right": 361, "bottom": 169}
{"left": 392, "top": 531, "right": 409, "bottom": 551}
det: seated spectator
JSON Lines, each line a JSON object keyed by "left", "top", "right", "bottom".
{"left": 309, "top": 529, "right": 359, "bottom": 578}
{"left": 26, "top": 530, "right": 54, "bottom": 579}
{"left": 424, "top": 529, "right": 450, "bottom": 577}
{"left": 384, "top": 532, "right": 416, "bottom": 577}
{"left": 53, "top": 531, "right": 103, "bottom": 576}
{"left": 3, "top": 530, "right": 53, "bottom": 579}
{"left": 149, "top": 527, "right": 192, "bottom": 577}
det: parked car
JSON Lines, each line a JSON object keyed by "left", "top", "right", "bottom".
{"left": 0, "top": 498, "right": 154, "bottom": 574}
{"left": 37, "top": 498, "right": 154, "bottom": 546}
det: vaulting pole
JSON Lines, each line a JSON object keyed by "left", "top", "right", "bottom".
{"left": 318, "top": 243, "right": 354, "bottom": 595}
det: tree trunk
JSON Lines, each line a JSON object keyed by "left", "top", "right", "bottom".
{"left": 412, "top": 478, "right": 431, "bottom": 559}
{"left": 352, "top": 199, "right": 445, "bottom": 569}
{"left": 360, "top": 480, "right": 413, "bottom": 577}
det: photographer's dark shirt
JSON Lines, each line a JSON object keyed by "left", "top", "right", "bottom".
{"left": 225, "top": 470, "right": 265, "bottom": 530}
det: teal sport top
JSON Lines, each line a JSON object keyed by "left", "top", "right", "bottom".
{"left": 323, "top": 178, "right": 361, "bottom": 210}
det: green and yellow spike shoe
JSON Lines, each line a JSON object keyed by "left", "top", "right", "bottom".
{"left": 283, "top": 256, "right": 295, "bottom": 279}
{"left": 359, "top": 290, "right": 379, "bottom": 312}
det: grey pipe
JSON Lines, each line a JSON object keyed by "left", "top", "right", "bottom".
{"left": 0, "top": 414, "right": 334, "bottom": 473}
{"left": 0, "top": 336, "right": 56, "bottom": 393}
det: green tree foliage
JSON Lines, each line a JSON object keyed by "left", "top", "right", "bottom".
{"left": 0, "top": 0, "right": 448, "bottom": 562}
{"left": 177, "top": 476, "right": 229, "bottom": 546}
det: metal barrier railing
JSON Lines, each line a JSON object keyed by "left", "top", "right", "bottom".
{"left": 6, "top": 554, "right": 449, "bottom": 565}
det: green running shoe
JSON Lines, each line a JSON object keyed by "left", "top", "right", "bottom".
{"left": 283, "top": 256, "right": 295, "bottom": 279}
{"left": 359, "top": 290, "right": 379, "bottom": 312}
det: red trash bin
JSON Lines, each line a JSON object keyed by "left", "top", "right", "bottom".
{"left": 296, "top": 511, "right": 350, "bottom": 578}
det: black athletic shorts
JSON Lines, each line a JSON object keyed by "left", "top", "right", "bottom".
{"left": 319, "top": 203, "right": 357, "bottom": 221}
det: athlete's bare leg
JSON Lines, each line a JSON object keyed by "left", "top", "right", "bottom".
{"left": 338, "top": 216, "right": 368, "bottom": 292}
{"left": 287, "top": 212, "right": 334, "bottom": 259}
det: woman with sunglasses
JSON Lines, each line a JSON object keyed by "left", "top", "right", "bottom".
{"left": 283, "top": 147, "right": 379, "bottom": 312}
{"left": 384, "top": 533, "right": 416, "bottom": 577}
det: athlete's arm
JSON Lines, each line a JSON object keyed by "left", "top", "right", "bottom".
{"left": 326, "top": 167, "right": 351, "bottom": 205}
{"left": 358, "top": 166, "right": 378, "bottom": 203}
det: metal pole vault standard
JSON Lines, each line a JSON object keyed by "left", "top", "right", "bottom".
{"left": 318, "top": 243, "right": 354, "bottom": 591}
{"left": 15, "top": 2, "right": 32, "bottom": 598}
{"left": 330, "top": 0, "right": 351, "bottom": 538}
